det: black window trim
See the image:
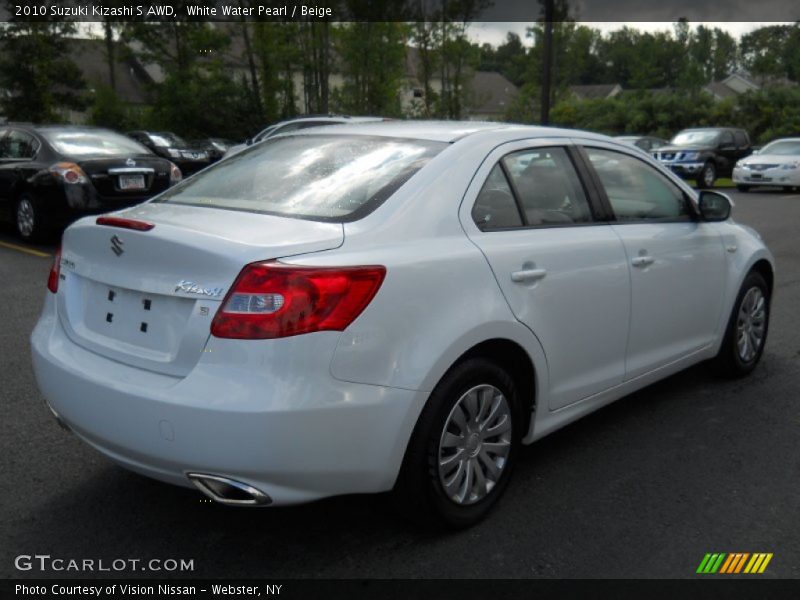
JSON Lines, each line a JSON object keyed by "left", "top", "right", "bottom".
{"left": 578, "top": 144, "right": 701, "bottom": 225}
{"left": 473, "top": 143, "right": 610, "bottom": 233}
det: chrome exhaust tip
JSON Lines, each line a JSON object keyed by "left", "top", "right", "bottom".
{"left": 187, "top": 473, "right": 272, "bottom": 506}
{"left": 43, "top": 398, "right": 71, "bottom": 432}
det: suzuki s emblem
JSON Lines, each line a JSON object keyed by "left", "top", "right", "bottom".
{"left": 126, "top": 158, "right": 136, "bottom": 167}
{"left": 110, "top": 235, "right": 124, "bottom": 256}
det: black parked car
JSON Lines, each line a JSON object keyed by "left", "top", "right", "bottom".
{"left": 652, "top": 127, "right": 753, "bottom": 188}
{"left": 127, "top": 131, "right": 210, "bottom": 175}
{"left": 191, "top": 137, "right": 234, "bottom": 163}
{"left": 0, "top": 124, "right": 181, "bottom": 241}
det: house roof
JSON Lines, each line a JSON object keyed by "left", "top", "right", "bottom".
{"left": 467, "top": 71, "right": 518, "bottom": 116}
{"left": 569, "top": 83, "right": 621, "bottom": 100}
{"left": 704, "top": 81, "right": 738, "bottom": 99}
{"left": 66, "top": 38, "right": 151, "bottom": 104}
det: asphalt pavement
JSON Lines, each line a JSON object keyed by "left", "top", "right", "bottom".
{"left": 2, "top": 189, "right": 799, "bottom": 579}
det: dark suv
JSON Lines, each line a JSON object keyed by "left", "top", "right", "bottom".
{"left": 653, "top": 127, "right": 752, "bottom": 188}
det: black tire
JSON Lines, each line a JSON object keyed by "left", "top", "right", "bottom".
{"left": 392, "top": 358, "right": 524, "bottom": 529}
{"left": 696, "top": 162, "right": 716, "bottom": 189}
{"left": 711, "top": 270, "right": 770, "bottom": 378}
{"left": 736, "top": 184, "right": 751, "bottom": 192}
{"left": 15, "top": 194, "right": 50, "bottom": 242}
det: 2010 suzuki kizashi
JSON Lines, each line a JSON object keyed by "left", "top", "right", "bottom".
{"left": 31, "top": 121, "right": 774, "bottom": 527}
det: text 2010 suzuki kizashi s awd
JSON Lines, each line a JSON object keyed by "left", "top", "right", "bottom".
{"left": 32, "top": 121, "right": 774, "bottom": 527}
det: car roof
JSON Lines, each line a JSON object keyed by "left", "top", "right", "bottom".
{"left": 279, "top": 115, "right": 384, "bottom": 124}
{"left": 680, "top": 127, "right": 741, "bottom": 132}
{"left": 289, "top": 120, "right": 614, "bottom": 144}
{"left": 12, "top": 124, "right": 110, "bottom": 133}
{"left": 764, "top": 137, "right": 800, "bottom": 143}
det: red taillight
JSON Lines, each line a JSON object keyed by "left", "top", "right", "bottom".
{"left": 211, "top": 262, "right": 386, "bottom": 340}
{"left": 47, "top": 246, "right": 61, "bottom": 294}
{"left": 49, "top": 162, "right": 88, "bottom": 185}
{"left": 96, "top": 216, "right": 155, "bottom": 231}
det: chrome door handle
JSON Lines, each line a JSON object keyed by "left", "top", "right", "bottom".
{"left": 511, "top": 268, "right": 547, "bottom": 283}
{"left": 631, "top": 256, "right": 655, "bottom": 268}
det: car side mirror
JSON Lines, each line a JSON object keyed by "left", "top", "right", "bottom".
{"left": 245, "top": 138, "right": 253, "bottom": 146}
{"left": 698, "top": 190, "right": 732, "bottom": 222}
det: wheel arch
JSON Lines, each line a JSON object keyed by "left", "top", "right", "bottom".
{"left": 431, "top": 337, "right": 540, "bottom": 442}
{"left": 750, "top": 258, "right": 774, "bottom": 296}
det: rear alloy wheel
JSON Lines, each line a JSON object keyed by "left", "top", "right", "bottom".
{"left": 393, "top": 358, "right": 522, "bottom": 529}
{"left": 711, "top": 270, "right": 770, "bottom": 377}
{"left": 697, "top": 162, "right": 716, "bottom": 189}
{"left": 15, "top": 194, "right": 48, "bottom": 242}
{"left": 437, "top": 384, "right": 513, "bottom": 505}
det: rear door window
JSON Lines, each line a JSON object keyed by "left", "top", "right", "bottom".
{"left": 472, "top": 164, "right": 523, "bottom": 231}
{"left": 502, "top": 147, "right": 593, "bottom": 226}
{"left": 2, "top": 130, "right": 39, "bottom": 159}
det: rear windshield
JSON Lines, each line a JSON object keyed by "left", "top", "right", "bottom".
{"left": 150, "top": 132, "right": 189, "bottom": 148}
{"left": 43, "top": 129, "right": 151, "bottom": 156}
{"left": 155, "top": 134, "right": 446, "bottom": 222}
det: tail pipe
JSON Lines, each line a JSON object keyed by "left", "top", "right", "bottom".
{"left": 187, "top": 473, "right": 272, "bottom": 506}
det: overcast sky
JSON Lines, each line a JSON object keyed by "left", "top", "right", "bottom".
{"left": 469, "top": 22, "right": 792, "bottom": 46}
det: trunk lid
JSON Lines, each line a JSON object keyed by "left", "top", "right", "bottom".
{"left": 79, "top": 155, "right": 172, "bottom": 206}
{"left": 57, "top": 203, "right": 344, "bottom": 377}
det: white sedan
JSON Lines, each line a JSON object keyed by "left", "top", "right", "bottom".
{"left": 31, "top": 121, "right": 774, "bottom": 528}
{"left": 733, "top": 137, "right": 800, "bottom": 191}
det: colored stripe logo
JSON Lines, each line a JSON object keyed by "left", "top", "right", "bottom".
{"left": 697, "top": 553, "right": 773, "bottom": 574}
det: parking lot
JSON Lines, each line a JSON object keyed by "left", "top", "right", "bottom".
{"left": 2, "top": 189, "right": 799, "bottom": 579}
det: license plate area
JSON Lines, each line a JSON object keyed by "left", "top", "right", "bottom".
{"left": 119, "top": 173, "right": 146, "bottom": 190}
{"left": 81, "top": 281, "right": 193, "bottom": 354}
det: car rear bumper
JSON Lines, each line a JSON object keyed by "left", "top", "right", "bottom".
{"left": 30, "top": 294, "right": 422, "bottom": 505}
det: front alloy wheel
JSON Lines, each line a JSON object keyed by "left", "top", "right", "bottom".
{"left": 735, "top": 287, "right": 767, "bottom": 363}
{"left": 712, "top": 270, "right": 770, "bottom": 377}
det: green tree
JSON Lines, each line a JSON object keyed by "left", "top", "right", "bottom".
{"left": 122, "top": 16, "right": 262, "bottom": 138}
{"left": 88, "top": 85, "right": 135, "bottom": 130}
{"left": 333, "top": 22, "right": 408, "bottom": 116}
{"left": 0, "top": 14, "right": 86, "bottom": 122}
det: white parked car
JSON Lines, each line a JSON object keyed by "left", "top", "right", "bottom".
{"left": 223, "top": 115, "right": 386, "bottom": 158}
{"left": 733, "top": 137, "right": 800, "bottom": 192}
{"left": 32, "top": 122, "right": 774, "bottom": 527}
